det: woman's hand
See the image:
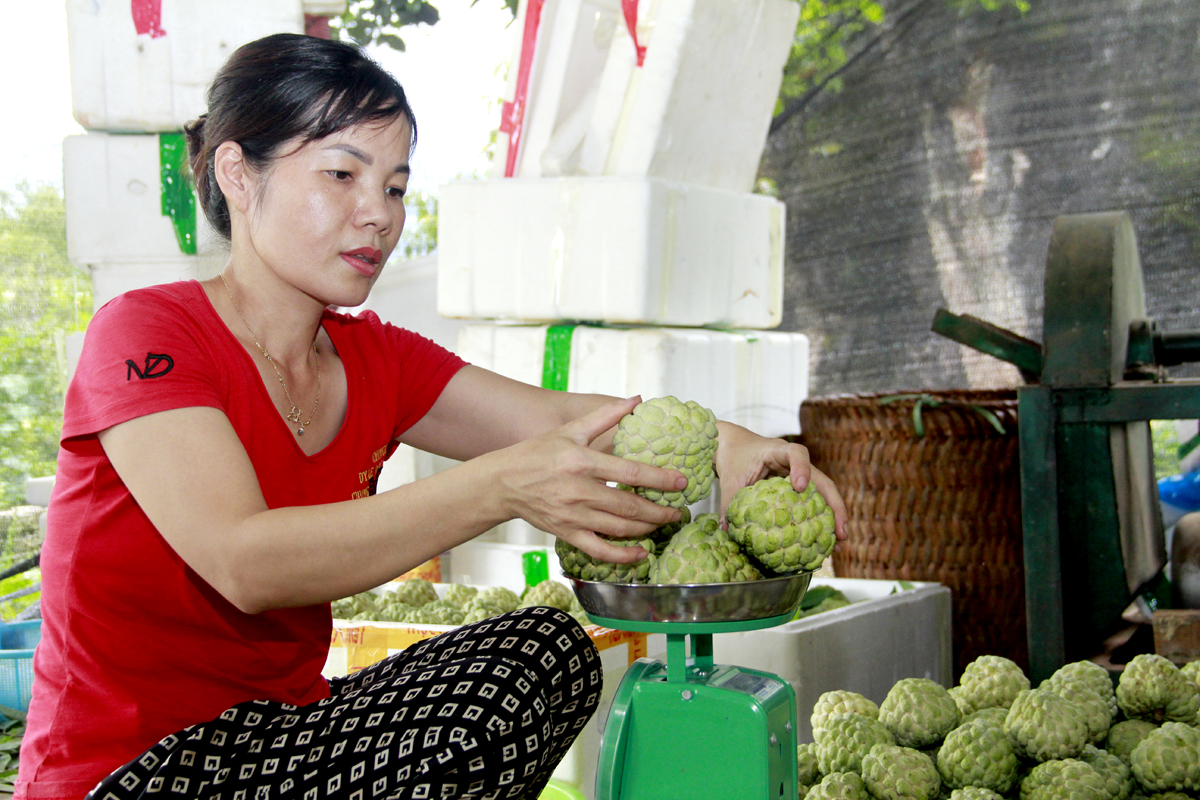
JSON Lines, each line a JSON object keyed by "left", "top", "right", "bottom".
{"left": 714, "top": 422, "right": 848, "bottom": 542}
{"left": 493, "top": 396, "right": 686, "bottom": 564}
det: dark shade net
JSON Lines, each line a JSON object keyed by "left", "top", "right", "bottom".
{"left": 764, "top": 0, "right": 1200, "bottom": 396}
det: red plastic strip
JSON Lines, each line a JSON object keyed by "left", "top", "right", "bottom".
{"left": 131, "top": 0, "right": 166, "bottom": 38}
{"left": 622, "top": 0, "right": 646, "bottom": 67}
{"left": 500, "top": 0, "right": 547, "bottom": 177}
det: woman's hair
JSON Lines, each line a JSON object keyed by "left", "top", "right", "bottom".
{"left": 184, "top": 33, "right": 417, "bottom": 239}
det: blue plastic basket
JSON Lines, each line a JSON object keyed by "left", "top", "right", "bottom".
{"left": 0, "top": 620, "right": 41, "bottom": 711}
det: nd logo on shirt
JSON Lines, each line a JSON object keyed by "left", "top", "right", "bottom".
{"left": 352, "top": 445, "right": 389, "bottom": 499}
{"left": 126, "top": 352, "right": 175, "bottom": 380}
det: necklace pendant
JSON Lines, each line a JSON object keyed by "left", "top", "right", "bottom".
{"left": 286, "top": 406, "right": 303, "bottom": 424}
{"left": 296, "top": 427, "right": 305, "bottom": 436}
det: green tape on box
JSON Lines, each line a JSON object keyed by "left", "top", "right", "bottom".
{"left": 541, "top": 325, "right": 575, "bottom": 391}
{"left": 159, "top": 132, "right": 197, "bottom": 255}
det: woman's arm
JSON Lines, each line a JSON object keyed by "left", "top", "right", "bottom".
{"left": 99, "top": 392, "right": 685, "bottom": 615}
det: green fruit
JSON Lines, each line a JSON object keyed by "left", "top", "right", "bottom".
{"left": 1045, "top": 677, "right": 1114, "bottom": 745}
{"left": 442, "top": 583, "right": 478, "bottom": 607}
{"left": 647, "top": 506, "right": 691, "bottom": 546}
{"left": 475, "top": 586, "right": 521, "bottom": 613}
{"left": 948, "top": 790, "right": 1004, "bottom": 800}
{"left": 814, "top": 713, "right": 897, "bottom": 775}
{"left": 518, "top": 579, "right": 575, "bottom": 612}
{"left": 391, "top": 578, "right": 439, "bottom": 608}
{"left": 1116, "top": 654, "right": 1200, "bottom": 724}
{"left": 798, "top": 742, "right": 822, "bottom": 787}
{"left": 612, "top": 396, "right": 719, "bottom": 508}
{"left": 956, "top": 655, "right": 1031, "bottom": 714}
{"left": 861, "top": 743, "right": 941, "bottom": 800}
{"left": 1019, "top": 759, "right": 1108, "bottom": 800}
{"left": 812, "top": 690, "right": 880, "bottom": 735}
{"left": 556, "top": 534, "right": 657, "bottom": 583}
{"left": 1078, "top": 744, "right": 1135, "bottom": 800}
{"left": 1045, "top": 660, "right": 1118, "bottom": 718}
{"left": 647, "top": 513, "right": 761, "bottom": 584}
{"left": 962, "top": 706, "right": 1010, "bottom": 729}
{"left": 1129, "top": 722, "right": 1200, "bottom": 793}
{"left": 1004, "top": 688, "right": 1090, "bottom": 762}
{"left": 1104, "top": 719, "right": 1159, "bottom": 765}
{"left": 806, "top": 772, "right": 872, "bottom": 800}
{"left": 461, "top": 600, "right": 508, "bottom": 624}
{"left": 726, "top": 476, "right": 837, "bottom": 573}
{"left": 936, "top": 718, "right": 1019, "bottom": 794}
{"left": 878, "top": 678, "right": 960, "bottom": 749}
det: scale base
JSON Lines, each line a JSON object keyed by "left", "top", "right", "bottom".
{"left": 596, "top": 651, "right": 798, "bottom": 800}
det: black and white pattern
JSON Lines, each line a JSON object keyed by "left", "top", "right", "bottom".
{"left": 88, "top": 607, "right": 603, "bottom": 800}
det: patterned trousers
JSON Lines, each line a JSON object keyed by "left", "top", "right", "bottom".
{"left": 87, "top": 607, "right": 604, "bottom": 800}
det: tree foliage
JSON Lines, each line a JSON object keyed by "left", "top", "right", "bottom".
{"left": 333, "top": 0, "right": 517, "bottom": 51}
{"left": 399, "top": 189, "right": 439, "bottom": 258}
{"left": 0, "top": 184, "right": 91, "bottom": 508}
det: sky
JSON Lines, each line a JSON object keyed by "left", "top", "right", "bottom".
{"left": 0, "top": 0, "right": 514, "bottom": 197}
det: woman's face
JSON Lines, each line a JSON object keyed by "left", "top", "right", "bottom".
{"left": 242, "top": 115, "right": 412, "bottom": 308}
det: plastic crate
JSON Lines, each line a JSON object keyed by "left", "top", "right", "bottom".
{"left": 0, "top": 620, "right": 42, "bottom": 712}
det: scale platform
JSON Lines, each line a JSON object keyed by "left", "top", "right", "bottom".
{"left": 569, "top": 573, "right": 812, "bottom": 800}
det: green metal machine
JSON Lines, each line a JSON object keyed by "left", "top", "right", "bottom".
{"left": 570, "top": 575, "right": 811, "bottom": 800}
{"left": 934, "top": 211, "right": 1200, "bottom": 683}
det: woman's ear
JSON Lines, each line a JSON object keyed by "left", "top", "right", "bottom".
{"left": 213, "top": 141, "right": 253, "bottom": 217}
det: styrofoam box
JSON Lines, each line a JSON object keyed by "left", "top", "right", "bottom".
{"left": 711, "top": 578, "right": 954, "bottom": 744}
{"left": 500, "top": 0, "right": 798, "bottom": 193}
{"left": 438, "top": 177, "right": 784, "bottom": 328}
{"left": 64, "top": 132, "right": 225, "bottom": 269}
{"left": 66, "top": 0, "right": 306, "bottom": 131}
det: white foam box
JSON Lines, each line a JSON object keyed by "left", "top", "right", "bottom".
{"left": 64, "top": 132, "right": 225, "bottom": 271}
{"left": 65, "top": 0, "right": 307, "bottom": 132}
{"left": 437, "top": 177, "right": 785, "bottom": 328}
{"left": 711, "top": 578, "right": 953, "bottom": 745}
{"left": 499, "top": 0, "right": 798, "bottom": 192}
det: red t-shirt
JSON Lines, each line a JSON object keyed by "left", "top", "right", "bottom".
{"left": 17, "top": 281, "right": 466, "bottom": 800}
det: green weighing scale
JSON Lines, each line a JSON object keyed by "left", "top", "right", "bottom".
{"left": 568, "top": 573, "right": 813, "bottom": 800}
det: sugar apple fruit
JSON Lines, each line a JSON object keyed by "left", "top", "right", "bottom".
{"left": 878, "top": 678, "right": 960, "bottom": 749}
{"left": 814, "top": 713, "right": 897, "bottom": 775}
{"left": 726, "top": 476, "right": 837, "bottom": 573}
{"left": 518, "top": 579, "right": 575, "bottom": 612}
{"left": 1079, "top": 744, "right": 1135, "bottom": 800}
{"left": 1004, "top": 688, "right": 1090, "bottom": 762}
{"left": 1045, "top": 660, "right": 1118, "bottom": 718}
{"left": 476, "top": 586, "right": 521, "bottom": 613}
{"left": 612, "top": 396, "right": 719, "bottom": 508}
{"left": 556, "top": 533, "right": 657, "bottom": 583}
{"left": 948, "top": 790, "right": 1004, "bottom": 800}
{"left": 1116, "top": 654, "right": 1200, "bottom": 724}
{"left": 647, "top": 513, "right": 761, "bottom": 584}
{"left": 391, "top": 578, "right": 439, "bottom": 608}
{"left": 962, "top": 707, "right": 1010, "bottom": 729}
{"left": 936, "top": 718, "right": 1019, "bottom": 794}
{"left": 861, "top": 743, "right": 941, "bottom": 800}
{"left": 1045, "top": 677, "right": 1114, "bottom": 745}
{"left": 1018, "top": 758, "right": 1108, "bottom": 800}
{"left": 405, "top": 599, "right": 465, "bottom": 626}
{"left": 812, "top": 690, "right": 880, "bottom": 734}
{"left": 1104, "top": 719, "right": 1160, "bottom": 765}
{"left": 1129, "top": 721, "right": 1200, "bottom": 793}
{"left": 806, "top": 772, "right": 872, "bottom": 800}
{"left": 798, "top": 742, "right": 822, "bottom": 792}
{"left": 441, "top": 583, "right": 478, "bottom": 607}
{"left": 956, "top": 655, "right": 1030, "bottom": 714}
{"left": 461, "top": 601, "right": 507, "bottom": 624}
{"left": 647, "top": 506, "right": 692, "bottom": 548}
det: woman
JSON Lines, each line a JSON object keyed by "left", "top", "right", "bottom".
{"left": 17, "top": 33, "right": 846, "bottom": 800}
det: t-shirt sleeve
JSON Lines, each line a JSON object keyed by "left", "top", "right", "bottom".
{"left": 61, "top": 290, "right": 225, "bottom": 440}
{"left": 351, "top": 311, "right": 468, "bottom": 441}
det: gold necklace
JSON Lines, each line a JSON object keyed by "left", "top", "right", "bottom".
{"left": 219, "top": 273, "right": 322, "bottom": 436}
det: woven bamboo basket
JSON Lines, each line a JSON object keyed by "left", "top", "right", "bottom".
{"left": 797, "top": 390, "right": 1026, "bottom": 679}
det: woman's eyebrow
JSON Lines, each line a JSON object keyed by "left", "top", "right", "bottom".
{"left": 322, "top": 143, "right": 410, "bottom": 174}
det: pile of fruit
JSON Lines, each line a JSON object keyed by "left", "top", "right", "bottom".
{"left": 797, "top": 653, "right": 1200, "bottom": 799}
{"left": 559, "top": 396, "right": 838, "bottom": 585}
{"left": 332, "top": 578, "right": 591, "bottom": 627}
